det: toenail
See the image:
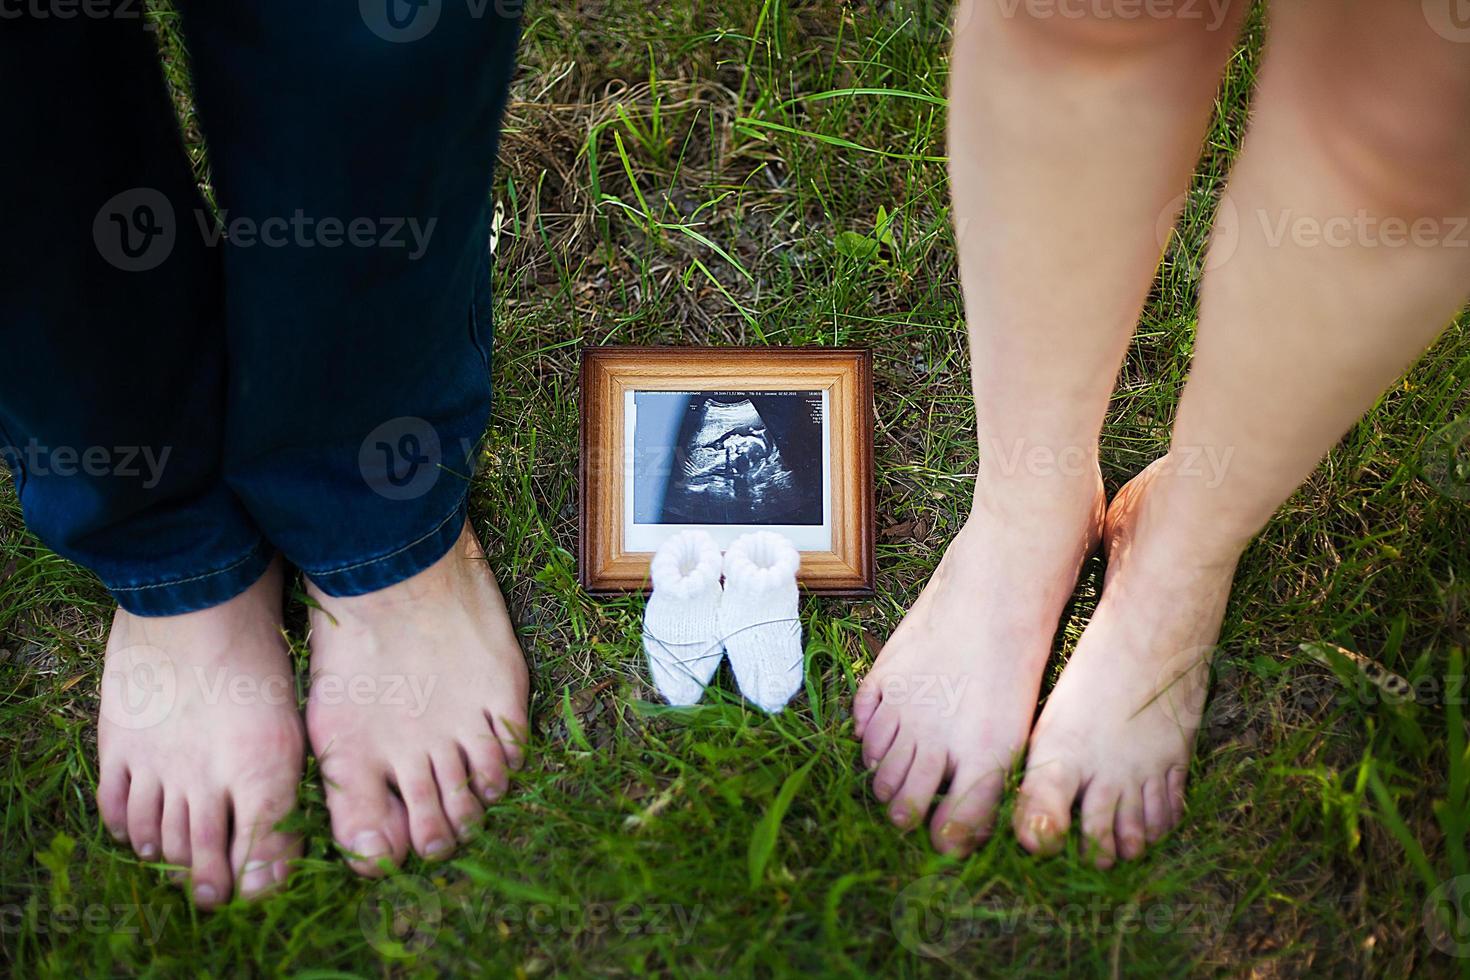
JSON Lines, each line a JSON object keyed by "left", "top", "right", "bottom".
{"left": 239, "top": 860, "right": 274, "bottom": 897}
{"left": 457, "top": 821, "right": 477, "bottom": 841}
{"left": 1028, "top": 814, "right": 1054, "bottom": 840}
{"left": 109, "top": 828, "right": 127, "bottom": 843}
{"left": 194, "top": 883, "right": 218, "bottom": 905}
{"left": 874, "top": 782, "right": 893, "bottom": 800}
{"left": 424, "top": 839, "right": 451, "bottom": 857}
{"left": 940, "top": 821, "right": 969, "bottom": 842}
{"left": 351, "top": 831, "right": 389, "bottom": 860}
{"left": 138, "top": 842, "right": 158, "bottom": 860}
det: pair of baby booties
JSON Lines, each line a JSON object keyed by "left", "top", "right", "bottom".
{"left": 640, "top": 530, "right": 804, "bottom": 713}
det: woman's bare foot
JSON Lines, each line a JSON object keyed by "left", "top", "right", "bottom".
{"left": 1013, "top": 455, "right": 1240, "bottom": 867}
{"left": 854, "top": 467, "right": 1105, "bottom": 855}
{"left": 95, "top": 559, "right": 303, "bottom": 907}
{"left": 305, "top": 520, "right": 529, "bottom": 876}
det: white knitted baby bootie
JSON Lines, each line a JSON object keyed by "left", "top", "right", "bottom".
{"left": 642, "top": 530, "right": 725, "bottom": 705}
{"left": 719, "top": 532, "right": 803, "bottom": 713}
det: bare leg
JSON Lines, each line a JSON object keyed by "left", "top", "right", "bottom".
{"left": 1016, "top": 0, "right": 1470, "bottom": 866}
{"left": 854, "top": 0, "right": 1243, "bottom": 854}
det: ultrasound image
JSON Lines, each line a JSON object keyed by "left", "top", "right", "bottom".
{"left": 632, "top": 391, "right": 824, "bottom": 526}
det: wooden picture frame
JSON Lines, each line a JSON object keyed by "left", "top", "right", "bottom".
{"left": 579, "top": 346, "right": 875, "bottom": 595}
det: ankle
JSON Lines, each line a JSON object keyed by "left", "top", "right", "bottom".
{"left": 1126, "top": 453, "right": 1260, "bottom": 566}
{"left": 973, "top": 443, "right": 1102, "bottom": 514}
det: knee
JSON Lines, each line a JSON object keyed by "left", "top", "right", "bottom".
{"left": 1307, "top": 94, "right": 1470, "bottom": 218}
{"left": 1275, "top": 14, "right": 1470, "bottom": 216}
{"left": 957, "top": 0, "right": 1241, "bottom": 67}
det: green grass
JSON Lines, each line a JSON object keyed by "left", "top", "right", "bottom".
{"left": 4, "top": 1, "right": 1470, "bottom": 975}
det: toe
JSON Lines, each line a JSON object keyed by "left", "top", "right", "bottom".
{"left": 431, "top": 746, "right": 485, "bottom": 841}
{"left": 460, "top": 727, "right": 510, "bottom": 804}
{"left": 488, "top": 708, "right": 529, "bottom": 772}
{"left": 160, "top": 791, "right": 191, "bottom": 878}
{"left": 1079, "top": 783, "right": 1121, "bottom": 869}
{"left": 394, "top": 758, "right": 457, "bottom": 861}
{"left": 1142, "top": 777, "right": 1171, "bottom": 843}
{"left": 930, "top": 766, "right": 1005, "bottom": 856}
{"left": 871, "top": 738, "right": 916, "bottom": 805}
{"left": 1166, "top": 766, "right": 1188, "bottom": 824}
{"left": 187, "top": 792, "right": 234, "bottom": 909}
{"left": 852, "top": 677, "right": 882, "bottom": 738}
{"left": 1014, "top": 759, "right": 1081, "bottom": 857}
{"left": 230, "top": 786, "right": 300, "bottom": 900}
{"left": 1114, "top": 784, "right": 1147, "bottom": 862}
{"left": 324, "top": 765, "right": 411, "bottom": 878}
{"left": 889, "top": 747, "right": 946, "bottom": 831}
{"left": 97, "top": 765, "right": 130, "bottom": 844}
{"left": 125, "top": 773, "right": 163, "bottom": 862}
{"left": 860, "top": 705, "right": 900, "bottom": 770}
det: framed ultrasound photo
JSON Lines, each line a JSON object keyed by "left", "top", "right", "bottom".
{"left": 579, "top": 347, "right": 875, "bottom": 595}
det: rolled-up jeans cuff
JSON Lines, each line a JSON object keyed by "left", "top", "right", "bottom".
{"left": 302, "top": 494, "right": 467, "bottom": 597}
{"left": 108, "top": 538, "right": 275, "bottom": 617}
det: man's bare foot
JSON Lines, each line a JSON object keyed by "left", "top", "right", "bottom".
{"left": 96, "top": 559, "right": 303, "bottom": 907}
{"left": 1014, "top": 455, "right": 1240, "bottom": 867}
{"left": 854, "top": 468, "right": 1105, "bottom": 855}
{"left": 305, "top": 520, "right": 529, "bottom": 876}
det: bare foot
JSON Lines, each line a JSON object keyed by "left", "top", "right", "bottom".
{"left": 1013, "top": 455, "right": 1239, "bottom": 867}
{"left": 854, "top": 469, "right": 1105, "bottom": 855}
{"left": 305, "top": 521, "right": 529, "bottom": 876}
{"left": 96, "top": 559, "right": 303, "bottom": 907}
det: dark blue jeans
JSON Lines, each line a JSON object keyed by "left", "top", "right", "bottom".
{"left": 0, "top": 1, "right": 519, "bottom": 615}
